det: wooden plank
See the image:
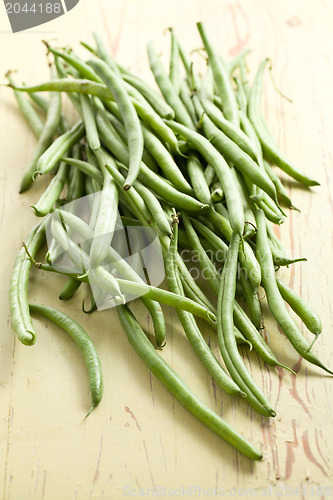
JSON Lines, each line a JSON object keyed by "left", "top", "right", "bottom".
{"left": 0, "top": 0, "right": 332, "bottom": 498}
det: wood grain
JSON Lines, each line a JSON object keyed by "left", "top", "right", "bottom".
{"left": 0, "top": 0, "right": 332, "bottom": 498}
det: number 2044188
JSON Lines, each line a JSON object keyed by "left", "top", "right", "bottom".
{"left": 5, "top": 3, "right": 62, "bottom": 14}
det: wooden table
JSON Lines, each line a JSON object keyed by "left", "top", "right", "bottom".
{"left": 1, "top": 0, "right": 333, "bottom": 498}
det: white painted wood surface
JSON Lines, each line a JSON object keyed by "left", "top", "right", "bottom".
{"left": 0, "top": 0, "right": 332, "bottom": 498}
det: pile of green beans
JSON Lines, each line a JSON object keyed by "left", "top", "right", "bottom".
{"left": 7, "top": 22, "right": 330, "bottom": 461}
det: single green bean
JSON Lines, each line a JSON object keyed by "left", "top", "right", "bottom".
{"left": 89, "top": 150, "right": 119, "bottom": 269}
{"left": 141, "top": 124, "right": 193, "bottom": 194}
{"left": 9, "top": 222, "right": 46, "bottom": 345}
{"left": 117, "top": 304, "right": 262, "bottom": 460}
{"left": 187, "top": 152, "right": 212, "bottom": 206}
{"left": 276, "top": 279, "right": 322, "bottom": 338}
{"left": 80, "top": 94, "right": 101, "bottom": 151}
{"left": 197, "top": 22, "right": 239, "bottom": 126}
{"left": 147, "top": 40, "right": 194, "bottom": 129}
{"left": 6, "top": 72, "right": 44, "bottom": 138}
{"left": 32, "top": 161, "right": 68, "bottom": 217}
{"left": 63, "top": 157, "right": 103, "bottom": 183}
{"left": 37, "top": 121, "right": 85, "bottom": 175}
{"left": 255, "top": 209, "right": 332, "bottom": 374}
{"left": 87, "top": 58, "right": 143, "bottom": 190}
{"left": 59, "top": 277, "right": 82, "bottom": 301}
{"left": 20, "top": 72, "right": 62, "bottom": 192}
{"left": 168, "top": 27, "right": 181, "bottom": 94}
{"left": 29, "top": 303, "right": 103, "bottom": 417}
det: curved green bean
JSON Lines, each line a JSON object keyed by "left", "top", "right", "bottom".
{"left": 29, "top": 303, "right": 103, "bottom": 417}
{"left": 117, "top": 304, "right": 262, "bottom": 460}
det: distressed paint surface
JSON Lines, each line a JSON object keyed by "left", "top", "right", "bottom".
{"left": 0, "top": 0, "right": 332, "bottom": 498}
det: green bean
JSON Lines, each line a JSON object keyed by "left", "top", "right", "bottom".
{"left": 239, "top": 111, "right": 263, "bottom": 159}
{"left": 234, "top": 326, "right": 253, "bottom": 350}
{"left": 182, "top": 213, "right": 220, "bottom": 294}
{"left": 59, "top": 150, "right": 85, "bottom": 300}
{"left": 135, "top": 161, "right": 210, "bottom": 215}
{"left": 263, "top": 161, "right": 294, "bottom": 208}
{"left": 217, "top": 232, "right": 276, "bottom": 417}
{"left": 59, "top": 278, "right": 81, "bottom": 300}
{"left": 51, "top": 212, "right": 124, "bottom": 302}
{"left": 116, "top": 279, "right": 216, "bottom": 325}
{"left": 187, "top": 153, "right": 212, "bottom": 206}
{"left": 174, "top": 33, "right": 201, "bottom": 92}
{"left": 132, "top": 179, "right": 172, "bottom": 235}
{"left": 19, "top": 74, "right": 62, "bottom": 192}
{"left": 63, "top": 157, "right": 103, "bottom": 184}
{"left": 29, "top": 303, "right": 103, "bottom": 417}
{"left": 6, "top": 72, "right": 44, "bottom": 139}
{"left": 11, "top": 78, "right": 112, "bottom": 100}
{"left": 256, "top": 195, "right": 285, "bottom": 225}
{"left": 276, "top": 279, "right": 322, "bottom": 338}
{"left": 179, "top": 80, "right": 198, "bottom": 125}
{"left": 67, "top": 164, "right": 84, "bottom": 203}
{"left": 197, "top": 23, "right": 239, "bottom": 126}
{"left": 175, "top": 254, "right": 217, "bottom": 314}
{"left": 31, "top": 161, "right": 68, "bottom": 217}
{"left": 210, "top": 182, "right": 224, "bottom": 204}
{"left": 201, "top": 114, "right": 281, "bottom": 210}
{"left": 248, "top": 59, "right": 319, "bottom": 187}
{"left": 178, "top": 271, "right": 215, "bottom": 312}
{"left": 255, "top": 209, "right": 332, "bottom": 374}
{"left": 54, "top": 58, "right": 82, "bottom": 114}
{"left": 117, "top": 304, "right": 262, "bottom": 460}
{"left": 97, "top": 104, "right": 165, "bottom": 172}
{"left": 269, "top": 244, "right": 307, "bottom": 268}
{"left": 141, "top": 124, "right": 193, "bottom": 194}
{"left": 125, "top": 93, "right": 179, "bottom": 153}
{"left": 165, "top": 120, "right": 244, "bottom": 236}
{"left": 102, "top": 158, "right": 156, "bottom": 227}
{"left": 232, "top": 301, "right": 293, "bottom": 372}
{"left": 230, "top": 168, "right": 257, "bottom": 239}
{"left": 82, "top": 291, "right": 97, "bottom": 314}
{"left": 204, "top": 164, "right": 216, "bottom": 187}
{"left": 47, "top": 44, "right": 102, "bottom": 83}
{"left": 89, "top": 150, "right": 119, "bottom": 270}
{"left": 168, "top": 27, "right": 181, "bottom": 94}
{"left": 9, "top": 222, "right": 46, "bottom": 345}
{"left": 93, "top": 32, "right": 120, "bottom": 75}
{"left": 147, "top": 40, "right": 194, "bottom": 129}
{"left": 122, "top": 73, "right": 175, "bottom": 119}
{"left": 238, "top": 273, "right": 262, "bottom": 330}
{"left": 141, "top": 297, "right": 166, "bottom": 348}
{"left": 80, "top": 94, "right": 101, "bottom": 151}
{"left": 200, "top": 96, "right": 258, "bottom": 161}
{"left": 28, "top": 91, "right": 49, "bottom": 114}
{"left": 227, "top": 48, "right": 252, "bottom": 76}
{"left": 58, "top": 210, "right": 145, "bottom": 285}
{"left": 99, "top": 101, "right": 156, "bottom": 162}
{"left": 87, "top": 59, "right": 143, "bottom": 190}
{"left": 166, "top": 217, "right": 243, "bottom": 396}
{"left": 51, "top": 214, "right": 215, "bottom": 323}
{"left": 57, "top": 213, "right": 165, "bottom": 351}
{"left": 37, "top": 121, "right": 85, "bottom": 175}
{"left": 204, "top": 211, "right": 261, "bottom": 290}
